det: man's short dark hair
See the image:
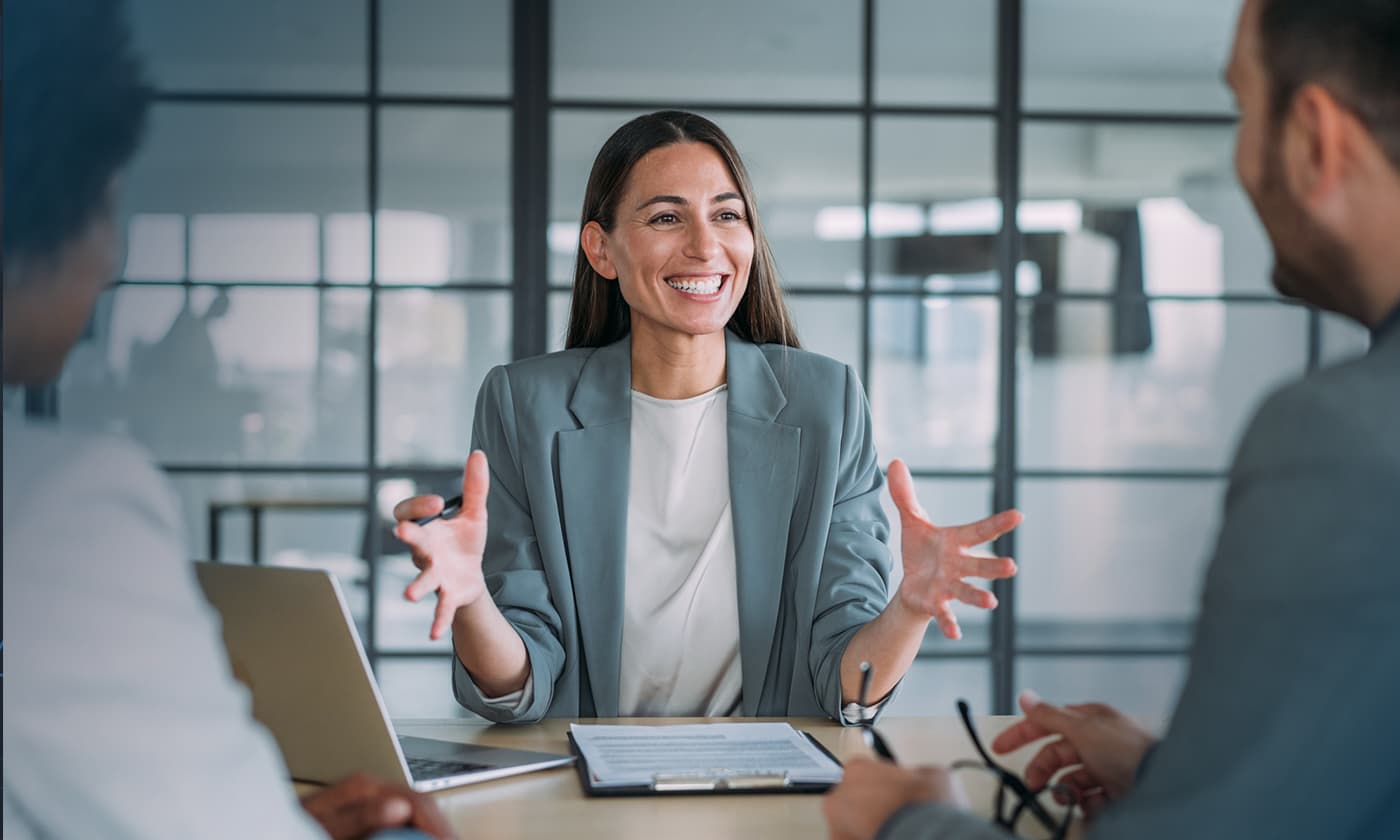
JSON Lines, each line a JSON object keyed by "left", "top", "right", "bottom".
{"left": 2, "top": 0, "right": 151, "bottom": 264}
{"left": 1259, "top": 0, "right": 1400, "bottom": 169}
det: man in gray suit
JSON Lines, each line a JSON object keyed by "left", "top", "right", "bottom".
{"left": 824, "top": 0, "right": 1400, "bottom": 837}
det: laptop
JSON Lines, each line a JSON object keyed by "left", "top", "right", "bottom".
{"left": 195, "top": 562, "right": 575, "bottom": 792}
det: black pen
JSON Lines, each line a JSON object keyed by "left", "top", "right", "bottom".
{"left": 413, "top": 494, "right": 463, "bottom": 526}
{"left": 858, "top": 661, "right": 898, "bottom": 762}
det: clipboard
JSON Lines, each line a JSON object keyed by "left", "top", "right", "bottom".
{"left": 566, "top": 729, "right": 843, "bottom": 797}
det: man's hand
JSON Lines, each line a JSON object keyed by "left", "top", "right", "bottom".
{"left": 300, "top": 772, "right": 455, "bottom": 839}
{"left": 823, "top": 757, "right": 967, "bottom": 840}
{"left": 887, "top": 458, "right": 1022, "bottom": 639}
{"left": 992, "top": 691, "right": 1158, "bottom": 818}
{"left": 393, "top": 450, "right": 491, "bottom": 640}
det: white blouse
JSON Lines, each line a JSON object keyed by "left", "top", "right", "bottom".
{"left": 618, "top": 385, "right": 742, "bottom": 716}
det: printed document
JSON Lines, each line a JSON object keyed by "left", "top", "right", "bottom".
{"left": 569, "top": 722, "right": 843, "bottom": 788}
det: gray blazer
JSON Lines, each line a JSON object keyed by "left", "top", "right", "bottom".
{"left": 452, "top": 331, "right": 893, "bottom": 723}
{"left": 881, "top": 325, "right": 1400, "bottom": 839}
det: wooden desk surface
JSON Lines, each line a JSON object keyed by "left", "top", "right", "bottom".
{"left": 395, "top": 716, "right": 1078, "bottom": 840}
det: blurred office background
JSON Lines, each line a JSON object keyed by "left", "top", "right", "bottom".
{"left": 32, "top": 0, "right": 1372, "bottom": 722}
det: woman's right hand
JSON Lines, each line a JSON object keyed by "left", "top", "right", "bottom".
{"left": 393, "top": 450, "right": 491, "bottom": 641}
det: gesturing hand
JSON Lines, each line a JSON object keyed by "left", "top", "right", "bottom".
{"left": 393, "top": 450, "right": 491, "bottom": 641}
{"left": 887, "top": 458, "right": 1022, "bottom": 639}
{"left": 991, "top": 690, "right": 1158, "bottom": 819}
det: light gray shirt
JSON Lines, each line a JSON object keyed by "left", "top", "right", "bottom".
{"left": 2, "top": 415, "right": 323, "bottom": 839}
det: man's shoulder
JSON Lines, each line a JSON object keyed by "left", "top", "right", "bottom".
{"left": 1286, "top": 333, "right": 1399, "bottom": 413}
{"left": 1236, "top": 343, "right": 1400, "bottom": 475}
{"left": 1209, "top": 342, "right": 1400, "bottom": 601}
{"left": 3, "top": 418, "right": 168, "bottom": 511}
{"left": 3, "top": 418, "right": 181, "bottom": 580}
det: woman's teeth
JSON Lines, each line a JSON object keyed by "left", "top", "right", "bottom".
{"left": 665, "top": 275, "right": 723, "bottom": 295}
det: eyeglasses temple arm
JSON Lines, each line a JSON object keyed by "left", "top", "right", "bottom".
{"left": 956, "top": 699, "right": 999, "bottom": 767}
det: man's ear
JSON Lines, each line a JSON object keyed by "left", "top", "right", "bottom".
{"left": 580, "top": 221, "right": 617, "bottom": 280}
{"left": 1280, "top": 83, "right": 1351, "bottom": 210}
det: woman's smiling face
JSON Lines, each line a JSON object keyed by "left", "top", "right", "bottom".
{"left": 582, "top": 141, "right": 754, "bottom": 345}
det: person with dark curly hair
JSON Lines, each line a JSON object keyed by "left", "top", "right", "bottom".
{"left": 3, "top": 3, "right": 451, "bottom": 838}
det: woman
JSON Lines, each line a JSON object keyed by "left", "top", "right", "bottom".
{"left": 394, "top": 111, "right": 1020, "bottom": 723}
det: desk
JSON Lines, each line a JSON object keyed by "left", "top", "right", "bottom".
{"left": 394, "top": 716, "right": 1079, "bottom": 840}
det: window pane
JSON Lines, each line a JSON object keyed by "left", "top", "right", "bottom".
{"left": 379, "top": 107, "right": 511, "bottom": 283}
{"left": 883, "top": 658, "right": 991, "bottom": 717}
{"left": 547, "top": 223, "right": 584, "bottom": 289}
{"left": 380, "top": 0, "right": 510, "bottom": 96}
{"left": 787, "top": 296, "right": 862, "bottom": 374}
{"left": 120, "top": 104, "right": 368, "bottom": 284}
{"left": 129, "top": 0, "right": 365, "bottom": 93}
{"left": 874, "top": 118, "right": 998, "bottom": 291}
{"left": 376, "top": 291, "right": 511, "bottom": 465}
{"left": 1023, "top": 122, "right": 1269, "bottom": 295}
{"left": 1024, "top": 0, "right": 1241, "bottom": 113}
{"left": 1321, "top": 311, "right": 1371, "bottom": 364}
{"left": 550, "top": 110, "right": 862, "bottom": 289}
{"left": 1019, "top": 301, "right": 1307, "bottom": 470}
{"left": 1016, "top": 479, "right": 1225, "bottom": 649}
{"left": 553, "top": 0, "right": 861, "bottom": 104}
{"left": 879, "top": 478, "right": 996, "bottom": 653}
{"left": 548, "top": 290, "right": 574, "bottom": 353}
{"left": 375, "top": 658, "right": 479, "bottom": 719}
{"left": 377, "top": 559, "right": 451, "bottom": 653}
{"left": 59, "top": 286, "right": 370, "bottom": 464}
{"left": 876, "top": 0, "right": 995, "bottom": 106}
{"left": 870, "top": 297, "right": 998, "bottom": 470}
{"left": 170, "top": 472, "right": 368, "bottom": 632}
{"left": 191, "top": 214, "right": 319, "bottom": 282}
{"left": 1017, "top": 656, "right": 1187, "bottom": 726}
{"left": 123, "top": 214, "right": 186, "bottom": 281}
{"left": 724, "top": 115, "right": 863, "bottom": 290}
{"left": 170, "top": 473, "right": 366, "bottom": 562}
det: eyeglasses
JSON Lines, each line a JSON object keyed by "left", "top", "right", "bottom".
{"left": 952, "top": 699, "right": 1076, "bottom": 840}
{"left": 857, "top": 662, "right": 897, "bottom": 762}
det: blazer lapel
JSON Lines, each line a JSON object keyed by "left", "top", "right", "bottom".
{"left": 557, "top": 337, "right": 632, "bottom": 718}
{"left": 724, "top": 332, "right": 800, "bottom": 716}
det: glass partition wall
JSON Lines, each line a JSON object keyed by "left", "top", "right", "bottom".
{"left": 45, "top": 0, "right": 1368, "bottom": 719}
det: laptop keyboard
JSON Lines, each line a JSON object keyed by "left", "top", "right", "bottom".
{"left": 407, "top": 756, "right": 492, "bottom": 780}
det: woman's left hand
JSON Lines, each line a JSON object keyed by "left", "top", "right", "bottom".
{"left": 886, "top": 458, "right": 1022, "bottom": 639}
